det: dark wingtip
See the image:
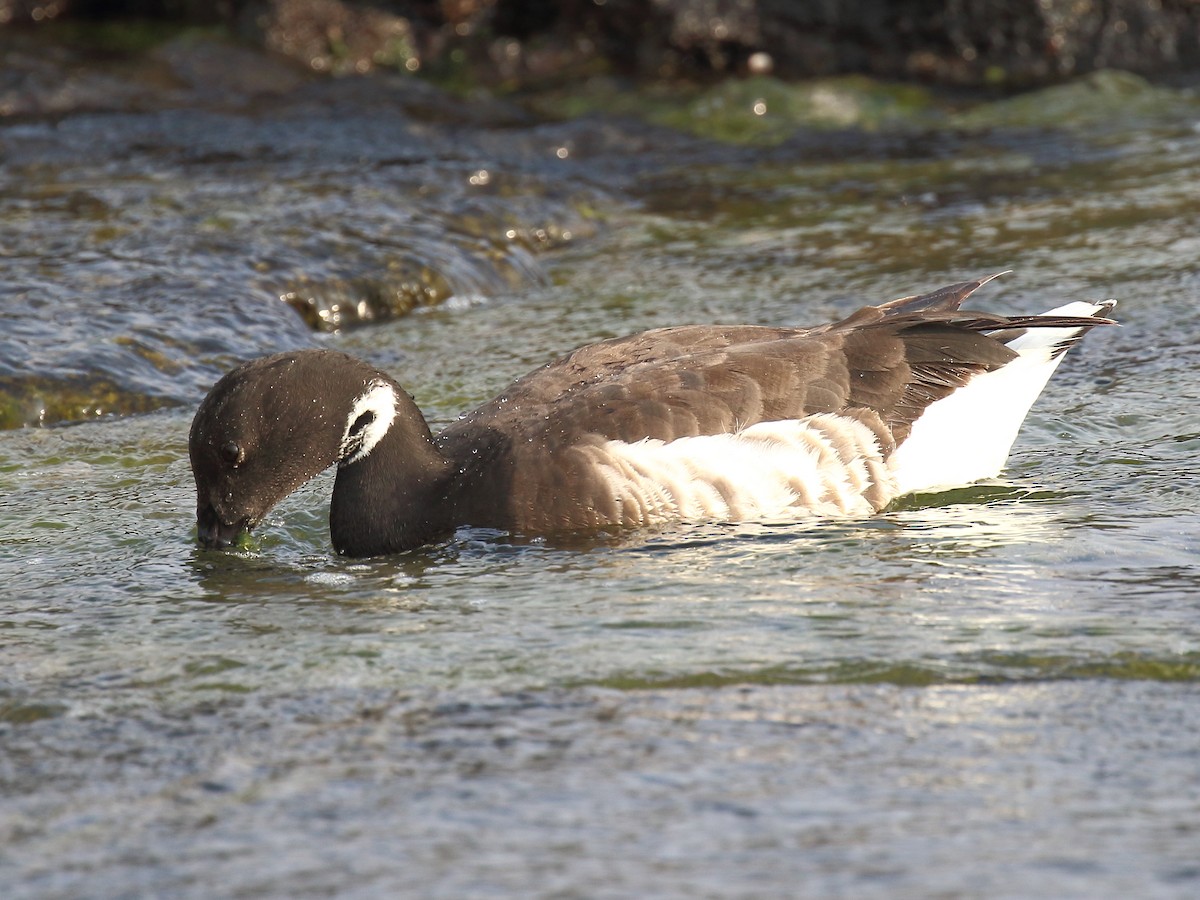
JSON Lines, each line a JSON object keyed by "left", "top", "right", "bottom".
{"left": 830, "top": 272, "right": 1009, "bottom": 331}
{"left": 876, "top": 272, "right": 1008, "bottom": 316}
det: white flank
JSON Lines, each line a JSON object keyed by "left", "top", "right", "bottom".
{"left": 888, "top": 300, "right": 1110, "bottom": 495}
{"left": 583, "top": 414, "right": 895, "bottom": 526}
{"left": 339, "top": 380, "right": 398, "bottom": 465}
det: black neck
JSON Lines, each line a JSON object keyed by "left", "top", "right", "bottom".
{"left": 328, "top": 409, "right": 456, "bottom": 556}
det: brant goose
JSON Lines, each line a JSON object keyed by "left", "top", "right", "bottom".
{"left": 190, "top": 275, "right": 1114, "bottom": 557}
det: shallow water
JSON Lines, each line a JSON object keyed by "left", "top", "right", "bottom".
{"left": 2, "top": 64, "right": 1200, "bottom": 897}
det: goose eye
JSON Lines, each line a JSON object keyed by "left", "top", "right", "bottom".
{"left": 348, "top": 410, "right": 375, "bottom": 438}
{"left": 220, "top": 441, "right": 244, "bottom": 467}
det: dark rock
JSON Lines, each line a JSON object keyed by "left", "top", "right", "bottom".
{"left": 2, "top": 1, "right": 1198, "bottom": 88}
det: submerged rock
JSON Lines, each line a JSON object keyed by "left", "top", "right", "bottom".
{"left": 0, "top": 375, "right": 179, "bottom": 429}
{"left": 280, "top": 265, "right": 455, "bottom": 331}
{"left": 952, "top": 69, "right": 1200, "bottom": 129}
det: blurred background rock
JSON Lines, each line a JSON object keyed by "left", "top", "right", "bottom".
{"left": 2, "top": 0, "right": 1197, "bottom": 91}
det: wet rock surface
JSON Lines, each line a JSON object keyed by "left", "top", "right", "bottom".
{"left": 4, "top": 0, "right": 1199, "bottom": 87}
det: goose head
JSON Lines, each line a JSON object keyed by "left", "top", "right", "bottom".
{"left": 188, "top": 350, "right": 414, "bottom": 550}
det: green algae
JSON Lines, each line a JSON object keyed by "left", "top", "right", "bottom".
{"left": 667, "top": 75, "right": 937, "bottom": 143}
{"left": 952, "top": 69, "right": 1200, "bottom": 130}
{"left": 35, "top": 19, "right": 203, "bottom": 56}
{"left": 530, "top": 75, "right": 937, "bottom": 145}
{"left": 0, "top": 377, "right": 178, "bottom": 429}
{"left": 0, "top": 699, "right": 67, "bottom": 724}
{"left": 586, "top": 652, "right": 1200, "bottom": 691}
{"left": 530, "top": 69, "right": 1199, "bottom": 147}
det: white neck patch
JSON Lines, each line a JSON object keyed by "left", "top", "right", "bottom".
{"left": 339, "top": 380, "right": 398, "bottom": 466}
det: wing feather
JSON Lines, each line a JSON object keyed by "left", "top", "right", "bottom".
{"left": 433, "top": 277, "right": 1111, "bottom": 530}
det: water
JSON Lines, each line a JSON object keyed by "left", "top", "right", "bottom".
{"left": 2, "top": 59, "right": 1200, "bottom": 897}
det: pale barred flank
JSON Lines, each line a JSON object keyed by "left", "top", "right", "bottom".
{"left": 579, "top": 413, "right": 898, "bottom": 527}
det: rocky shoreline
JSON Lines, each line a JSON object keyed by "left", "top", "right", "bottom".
{"left": 3, "top": 0, "right": 1198, "bottom": 92}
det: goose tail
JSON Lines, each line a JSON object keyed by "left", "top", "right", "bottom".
{"left": 888, "top": 299, "right": 1115, "bottom": 496}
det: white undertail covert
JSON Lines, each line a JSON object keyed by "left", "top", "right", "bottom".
{"left": 887, "top": 300, "right": 1113, "bottom": 495}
